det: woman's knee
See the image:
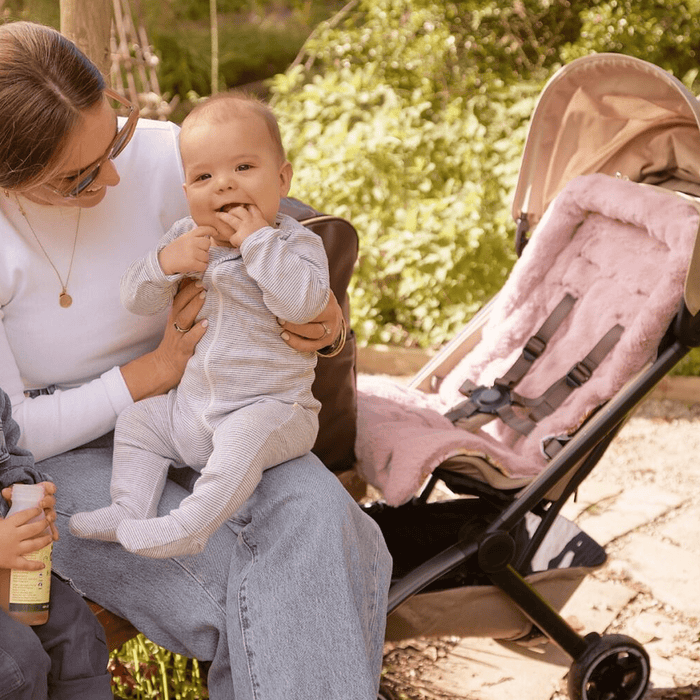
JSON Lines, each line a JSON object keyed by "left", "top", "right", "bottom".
{"left": 252, "top": 455, "right": 390, "bottom": 566}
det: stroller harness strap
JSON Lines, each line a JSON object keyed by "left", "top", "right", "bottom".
{"left": 496, "top": 294, "right": 577, "bottom": 390}
{"left": 444, "top": 294, "right": 578, "bottom": 425}
{"left": 445, "top": 295, "right": 625, "bottom": 441}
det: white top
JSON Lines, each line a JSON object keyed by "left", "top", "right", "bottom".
{"left": 0, "top": 118, "right": 189, "bottom": 461}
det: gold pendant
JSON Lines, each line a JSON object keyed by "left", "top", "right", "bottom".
{"left": 59, "top": 292, "right": 73, "bottom": 308}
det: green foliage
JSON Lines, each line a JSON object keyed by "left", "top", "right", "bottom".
{"left": 562, "top": 0, "right": 700, "bottom": 91}
{"left": 1, "top": 0, "right": 59, "bottom": 27}
{"left": 270, "top": 0, "right": 549, "bottom": 347}
{"left": 111, "top": 635, "right": 207, "bottom": 699}
{"left": 144, "top": 1, "right": 345, "bottom": 99}
{"left": 270, "top": 0, "right": 700, "bottom": 353}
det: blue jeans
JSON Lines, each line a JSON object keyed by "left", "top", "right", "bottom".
{"left": 43, "top": 433, "right": 391, "bottom": 699}
{"left": 0, "top": 575, "right": 112, "bottom": 700}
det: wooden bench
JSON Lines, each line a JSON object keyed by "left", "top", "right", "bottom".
{"left": 87, "top": 599, "right": 140, "bottom": 651}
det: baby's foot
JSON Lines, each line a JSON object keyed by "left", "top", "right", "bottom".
{"left": 116, "top": 515, "right": 207, "bottom": 558}
{"left": 69, "top": 503, "right": 135, "bottom": 542}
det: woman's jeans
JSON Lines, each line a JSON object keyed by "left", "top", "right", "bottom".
{"left": 42, "top": 433, "right": 391, "bottom": 700}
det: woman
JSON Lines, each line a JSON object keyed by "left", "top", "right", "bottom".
{"left": 0, "top": 20, "right": 391, "bottom": 700}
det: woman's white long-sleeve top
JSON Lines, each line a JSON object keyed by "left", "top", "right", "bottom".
{"left": 0, "top": 119, "right": 189, "bottom": 461}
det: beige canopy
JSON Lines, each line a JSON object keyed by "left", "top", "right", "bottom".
{"left": 511, "top": 52, "right": 700, "bottom": 315}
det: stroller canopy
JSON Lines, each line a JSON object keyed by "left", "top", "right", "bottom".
{"left": 511, "top": 52, "right": 700, "bottom": 315}
{"left": 513, "top": 53, "right": 700, "bottom": 222}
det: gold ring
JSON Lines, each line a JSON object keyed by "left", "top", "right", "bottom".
{"left": 173, "top": 322, "right": 190, "bottom": 333}
{"left": 321, "top": 322, "right": 332, "bottom": 338}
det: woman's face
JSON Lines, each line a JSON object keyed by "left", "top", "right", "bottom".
{"left": 19, "top": 95, "right": 122, "bottom": 208}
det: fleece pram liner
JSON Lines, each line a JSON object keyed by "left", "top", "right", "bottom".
{"left": 357, "top": 173, "right": 700, "bottom": 508}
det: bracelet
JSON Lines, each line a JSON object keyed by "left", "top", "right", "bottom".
{"left": 316, "top": 317, "right": 347, "bottom": 358}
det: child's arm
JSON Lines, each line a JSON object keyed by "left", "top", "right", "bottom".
{"left": 219, "top": 208, "right": 330, "bottom": 324}
{"left": 158, "top": 226, "right": 213, "bottom": 276}
{"left": 121, "top": 219, "right": 212, "bottom": 316}
{"left": 1, "top": 481, "right": 59, "bottom": 544}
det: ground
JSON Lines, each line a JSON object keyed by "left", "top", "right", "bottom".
{"left": 375, "top": 397, "right": 700, "bottom": 700}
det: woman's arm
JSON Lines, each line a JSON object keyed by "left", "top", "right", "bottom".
{"left": 120, "top": 278, "right": 207, "bottom": 401}
{"left": 3, "top": 281, "right": 206, "bottom": 461}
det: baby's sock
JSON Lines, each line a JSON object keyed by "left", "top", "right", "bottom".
{"left": 116, "top": 515, "right": 208, "bottom": 558}
{"left": 69, "top": 504, "right": 135, "bottom": 542}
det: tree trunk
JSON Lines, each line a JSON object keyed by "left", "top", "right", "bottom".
{"left": 60, "top": 0, "right": 112, "bottom": 78}
{"left": 210, "top": 0, "right": 219, "bottom": 94}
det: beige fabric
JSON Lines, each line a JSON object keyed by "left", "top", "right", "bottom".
{"left": 386, "top": 566, "right": 594, "bottom": 641}
{"left": 512, "top": 53, "right": 700, "bottom": 316}
{"left": 513, "top": 53, "right": 700, "bottom": 225}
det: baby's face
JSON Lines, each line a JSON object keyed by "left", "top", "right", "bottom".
{"left": 180, "top": 111, "right": 291, "bottom": 233}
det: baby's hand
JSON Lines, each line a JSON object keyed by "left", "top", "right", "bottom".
{"left": 159, "top": 226, "right": 213, "bottom": 275}
{"left": 216, "top": 205, "right": 269, "bottom": 248}
{"left": 0, "top": 508, "right": 54, "bottom": 571}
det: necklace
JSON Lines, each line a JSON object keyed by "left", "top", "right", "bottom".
{"left": 15, "top": 196, "right": 81, "bottom": 308}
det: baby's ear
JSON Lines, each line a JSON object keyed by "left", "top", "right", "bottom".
{"left": 279, "top": 161, "right": 293, "bottom": 197}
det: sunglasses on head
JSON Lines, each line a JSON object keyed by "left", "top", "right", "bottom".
{"left": 45, "top": 88, "right": 139, "bottom": 199}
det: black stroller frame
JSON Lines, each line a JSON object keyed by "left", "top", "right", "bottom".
{"left": 386, "top": 316, "right": 700, "bottom": 699}
{"left": 366, "top": 53, "right": 700, "bottom": 700}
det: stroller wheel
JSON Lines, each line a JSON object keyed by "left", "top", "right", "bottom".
{"left": 567, "top": 633, "right": 650, "bottom": 700}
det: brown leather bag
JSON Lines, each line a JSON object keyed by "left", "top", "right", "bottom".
{"left": 279, "top": 197, "right": 359, "bottom": 474}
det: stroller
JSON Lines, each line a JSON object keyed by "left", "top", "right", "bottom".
{"left": 356, "top": 53, "right": 700, "bottom": 700}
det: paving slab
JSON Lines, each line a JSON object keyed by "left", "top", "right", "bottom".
{"left": 616, "top": 533, "right": 700, "bottom": 619}
{"left": 423, "top": 577, "right": 636, "bottom": 699}
{"left": 573, "top": 485, "right": 685, "bottom": 546}
{"left": 560, "top": 481, "right": 623, "bottom": 521}
{"left": 656, "top": 504, "right": 700, "bottom": 557}
{"left": 623, "top": 611, "right": 700, "bottom": 689}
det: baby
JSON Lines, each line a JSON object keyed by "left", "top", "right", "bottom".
{"left": 70, "top": 91, "right": 330, "bottom": 557}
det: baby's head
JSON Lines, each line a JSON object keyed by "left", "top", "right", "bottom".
{"left": 179, "top": 91, "right": 292, "bottom": 230}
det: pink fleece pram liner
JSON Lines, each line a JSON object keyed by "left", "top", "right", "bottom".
{"left": 356, "top": 173, "right": 700, "bottom": 506}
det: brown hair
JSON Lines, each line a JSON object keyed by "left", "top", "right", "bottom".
{"left": 0, "top": 21, "right": 106, "bottom": 190}
{"left": 182, "top": 90, "right": 287, "bottom": 163}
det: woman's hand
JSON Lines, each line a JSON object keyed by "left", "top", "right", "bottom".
{"left": 120, "top": 278, "right": 208, "bottom": 401}
{"left": 279, "top": 290, "right": 344, "bottom": 353}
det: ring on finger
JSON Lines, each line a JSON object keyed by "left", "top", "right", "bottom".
{"left": 174, "top": 322, "right": 192, "bottom": 333}
{"left": 321, "top": 322, "right": 332, "bottom": 338}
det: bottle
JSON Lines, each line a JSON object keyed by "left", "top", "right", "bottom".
{"left": 0, "top": 483, "right": 52, "bottom": 625}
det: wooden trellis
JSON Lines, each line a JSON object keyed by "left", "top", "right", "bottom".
{"left": 110, "top": 0, "right": 175, "bottom": 119}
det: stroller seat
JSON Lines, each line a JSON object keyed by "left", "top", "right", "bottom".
{"left": 356, "top": 173, "right": 700, "bottom": 507}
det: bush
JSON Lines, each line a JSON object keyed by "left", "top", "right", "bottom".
{"left": 270, "top": 0, "right": 700, "bottom": 351}
{"left": 270, "top": 0, "right": 549, "bottom": 347}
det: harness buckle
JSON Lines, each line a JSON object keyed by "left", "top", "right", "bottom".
{"left": 522, "top": 335, "right": 546, "bottom": 362}
{"left": 565, "top": 359, "right": 594, "bottom": 388}
{"left": 469, "top": 384, "right": 512, "bottom": 414}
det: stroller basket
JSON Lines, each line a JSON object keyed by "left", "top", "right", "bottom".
{"left": 358, "top": 53, "right": 700, "bottom": 700}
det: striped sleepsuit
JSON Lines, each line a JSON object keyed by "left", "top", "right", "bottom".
{"left": 70, "top": 213, "right": 330, "bottom": 558}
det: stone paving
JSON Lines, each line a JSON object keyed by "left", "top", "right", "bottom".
{"left": 362, "top": 361, "right": 700, "bottom": 699}
{"left": 413, "top": 408, "right": 700, "bottom": 699}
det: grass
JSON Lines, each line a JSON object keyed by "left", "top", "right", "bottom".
{"left": 111, "top": 635, "right": 208, "bottom": 699}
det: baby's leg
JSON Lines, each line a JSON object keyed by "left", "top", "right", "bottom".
{"left": 117, "top": 400, "right": 318, "bottom": 558}
{"left": 69, "top": 397, "right": 178, "bottom": 541}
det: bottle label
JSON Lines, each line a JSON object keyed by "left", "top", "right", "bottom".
{"left": 9, "top": 543, "right": 52, "bottom": 613}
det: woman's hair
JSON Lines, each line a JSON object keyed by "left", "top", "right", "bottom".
{"left": 0, "top": 21, "right": 106, "bottom": 190}
{"left": 182, "top": 90, "right": 287, "bottom": 163}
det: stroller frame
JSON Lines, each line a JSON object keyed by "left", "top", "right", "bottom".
{"left": 372, "top": 53, "right": 700, "bottom": 700}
